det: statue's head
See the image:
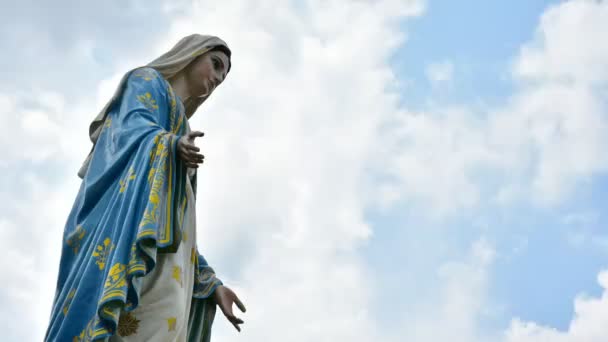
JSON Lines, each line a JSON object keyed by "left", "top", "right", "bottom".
{"left": 146, "top": 33, "right": 232, "bottom": 117}
{"left": 182, "top": 45, "right": 231, "bottom": 100}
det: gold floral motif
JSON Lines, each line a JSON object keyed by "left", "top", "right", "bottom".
{"left": 101, "top": 263, "right": 127, "bottom": 303}
{"left": 73, "top": 332, "right": 83, "bottom": 342}
{"left": 129, "top": 244, "right": 137, "bottom": 264}
{"left": 146, "top": 135, "right": 168, "bottom": 185}
{"left": 119, "top": 166, "right": 137, "bottom": 193}
{"left": 167, "top": 85, "right": 184, "bottom": 134}
{"left": 138, "top": 132, "right": 174, "bottom": 244}
{"left": 101, "top": 305, "right": 118, "bottom": 321}
{"left": 168, "top": 85, "right": 176, "bottom": 130}
{"left": 66, "top": 225, "right": 86, "bottom": 255}
{"left": 133, "top": 68, "right": 157, "bottom": 81}
{"left": 191, "top": 248, "right": 196, "bottom": 265}
{"left": 73, "top": 324, "right": 87, "bottom": 342}
{"left": 62, "top": 288, "right": 76, "bottom": 315}
{"left": 92, "top": 237, "right": 115, "bottom": 270}
{"left": 136, "top": 92, "right": 159, "bottom": 111}
{"left": 100, "top": 117, "right": 112, "bottom": 137}
{"left": 127, "top": 243, "right": 145, "bottom": 276}
{"left": 147, "top": 167, "right": 156, "bottom": 184}
{"left": 117, "top": 312, "right": 140, "bottom": 337}
{"left": 167, "top": 317, "right": 177, "bottom": 332}
{"left": 73, "top": 315, "right": 102, "bottom": 342}
{"left": 172, "top": 265, "right": 183, "bottom": 287}
{"left": 148, "top": 134, "right": 161, "bottom": 166}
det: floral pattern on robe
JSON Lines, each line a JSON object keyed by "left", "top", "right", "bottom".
{"left": 45, "top": 67, "right": 222, "bottom": 342}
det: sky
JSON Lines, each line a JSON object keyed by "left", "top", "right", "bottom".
{"left": 1, "top": 0, "right": 608, "bottom": 341}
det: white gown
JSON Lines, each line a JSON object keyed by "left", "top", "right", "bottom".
{"left": 110, "top": 167, "right": 199, "bottom": 342}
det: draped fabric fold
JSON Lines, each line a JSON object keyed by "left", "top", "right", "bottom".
{"left": 45, "top": 67, "right": 222, "bottom": 342}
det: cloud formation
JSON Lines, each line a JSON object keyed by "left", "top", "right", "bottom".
{"left": 2, "top": 0, "right": 608, "bottom": 341}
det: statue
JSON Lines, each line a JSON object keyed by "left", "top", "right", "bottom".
{"left": 44, "top": 34, "right": 246, "bottom": 341}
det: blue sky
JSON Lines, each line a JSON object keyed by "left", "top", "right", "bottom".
{"left": 395, "top": 0, "right": 558, "bottom": 108}
{"left": 2, "top": 1, "right": 608, "bottom": 341}
{"left": 367, "top": 0, "right": 608, "bottom": 336}
{"left": 407, "top": 0, "right": 607, "bottom": 330}
{"left": 394, "top": 0, "right": 559, "bottom": 106}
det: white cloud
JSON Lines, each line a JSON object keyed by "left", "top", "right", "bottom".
{"left": 0, "top": 89, "right": 93, "bottom": 340}
{"left": 514, "top": 0, "right": 608, "bottom": 86}
{"left": 390, "top": 238, "right": 499, "bottom": 342}
{"left": 166, "top": 1, "right": 608, "bottom": 340}
{"left": 0, "top": 172, "right": 81, "bottom": 340}
{"left": 505, "top": 270, "right": 608, "bottom": 342}
{"left": 375, "top": 0, "right": 608, "bottom": 214}
{"left": 3, "top": 0, "right": 608, "bottom": 341}
{"left": 0, "top": 1, "right": 170, "bottom": 96}
{"left": 152, "top": 1, "right": 426, "bottom": 340}
{"left": 2, "top": 0, "right": 426, "bottom": 340}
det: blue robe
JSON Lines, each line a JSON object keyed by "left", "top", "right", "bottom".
{"left": 45, "top": 67, "right": 222, "bottom": 342}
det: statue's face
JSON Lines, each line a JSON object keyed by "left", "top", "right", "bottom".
{"left": 187, "top": 50, "right": 230, "bottom": 98}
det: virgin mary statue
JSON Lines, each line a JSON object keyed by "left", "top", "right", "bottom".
{"left": 44, "top": 34, "right": 246, "bottom": 342}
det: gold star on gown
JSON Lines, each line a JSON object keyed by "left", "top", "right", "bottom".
{"left": 167, "top": 317, "right": 177, "bottom": 332}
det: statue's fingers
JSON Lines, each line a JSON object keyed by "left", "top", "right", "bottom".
{"left": 179, "top": 153, "right": 192, "bottom": 163}
{"left": 184, "top": 143, "right": 200, "bottom": 152}
{"left": 222, "top": 302, "right": 235, "bottom": 317}
{"left": 228, "top": 316, "right": 243, "bottom": 332}
{"left": 234, "top": 297, "right": 246, "bottom": 313}
{"left": 183, "top": 152, "right": 200, "bottom": 161}
{"left": 184, "top": 150, "right": 203, "bottom": 163}
{"left": 180, "top": 149, "right": 200, "bottom": 162}
{"left": 179, "top": 150, "right": 190, "bottom": 161}
{"left": 230, "top": 320, "right": 241, "bottom": 332}
{"left": 188, "top": 131, "right": 204, "bottom": 140}
{"left": 183, "top": 150, "right": 204, "bottom": 162}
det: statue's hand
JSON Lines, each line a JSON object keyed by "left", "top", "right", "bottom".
{"left": 213, "top": 285, "right": 246, "bottom": 332}
{"left": 177, "top": 131, "right": 205, "bottom": 168}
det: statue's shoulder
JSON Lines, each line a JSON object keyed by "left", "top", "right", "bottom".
{"left": 130, "top": 67, "right": 163, "bottom": 84}
{"left": 125, "top": 67, "right": 170, "bottom": 99}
